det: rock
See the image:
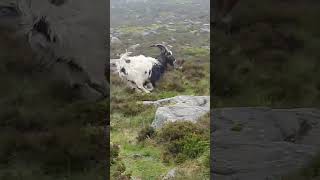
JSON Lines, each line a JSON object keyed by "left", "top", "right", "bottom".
{"left": 128, "top": 43, "right": 140, "bottom": 50}
{"left": 132, "top": 154, "right": 143, "bottom": 159}
{"left": 144, "top": 96, "right": 210, "bottom": 129}
{"left": 142, "top": 31, "right": 150, "bottom": 36}
{"left": 212, "top": 107, "right": 320, "bottom": 180}
{"left": 200, "top": 27, "right": 210, "bottom": 33}
{"left": 111, "top": 36, "right": 122, "bottom": 44}
{"left": 170, "top": 37, "right": 176, "bottom": 42}
{"left": 162, "top": 168, "right": 176, "bottom": 180}
{"left": 167, "top": 28, "right": 176, "bottom": 32}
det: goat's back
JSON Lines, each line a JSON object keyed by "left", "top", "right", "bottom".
{"left": 121, "top": 55, "right": 159, "bottom": 73}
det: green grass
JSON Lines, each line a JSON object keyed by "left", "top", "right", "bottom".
{"left": 110, "top": 1, "right": 210, "bottom": 178}
{"left": 182, "top": 47, "right": 210, "bottom": 57}
{"left": 111, "top": 128, "right": 173, "bottom": 179}
{"left": 110, "top": 36, "right": 210, "bottom": 179}
{"left": 110, "top": 68, "right": 210, "bottom": 178}
{"left": 121, "top": 143, "right": 172, "bottom": 179}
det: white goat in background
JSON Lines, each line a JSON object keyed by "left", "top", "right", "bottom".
{"left": 111, "top": 44, "right": 180, "bottom": 93}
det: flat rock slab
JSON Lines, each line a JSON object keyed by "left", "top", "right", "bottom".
{"left": 143, "top": 95, "right": 210, "bottom": 129}
{"left": 212, "top": 107, "right": 320, "bottom": 180}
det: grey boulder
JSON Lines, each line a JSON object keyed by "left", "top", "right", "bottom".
{"left": 212, "top": 107, "right": 320, "bottom": 180}
{"left": 144, "top": 95, "right": 210, "bottom": 129}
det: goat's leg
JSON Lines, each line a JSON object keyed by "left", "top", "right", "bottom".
{"left": 127, "top": 80, "right": 144, "bottom": 93}
{"left": 144, "top": 81, "right": 154, "bottom": 91}
{"left": 140, "top": 86, "right": 151, "bottom": 93}
{"left": 136, "top": 81, "right": 151, "bottom": 93}
{"left": 126, "top": 80, "right": 142, "bottom": 92}
{"left": 126, "top": 80, "right": 135, "bottom": 89}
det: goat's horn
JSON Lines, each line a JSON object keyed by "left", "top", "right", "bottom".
{"left": 150, "top": 44, "right": 169, "bottom": 54}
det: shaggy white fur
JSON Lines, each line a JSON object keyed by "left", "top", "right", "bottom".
{"left": 114, "top": 51, "right": 159, "bottom": 93}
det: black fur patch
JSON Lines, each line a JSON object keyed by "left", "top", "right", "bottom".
{"left": 33, "top": 16, "right": 56, "bottom": 43}
{"left": 52, "top": 36, "right": 57, "bottom": 43}
{"left": 56, "top": 57, "right": 83, "bottom": 72}
{"left": 120, "top": 67, "right": 127, "bottom": 75}
{"left": 149, "top": 64, "right": 165, "bottom": 86}
{"left": 48, "top": 0, "right": 68, "bottom": 6}
{"left": 67, "top": 60, "right": 83, "bottom": 71}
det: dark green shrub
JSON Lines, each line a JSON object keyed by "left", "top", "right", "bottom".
{"left": 179, "top": 134, "right": 209, "bottom": 159}
{"left": 111, "top": 143, "right": 120, "bottom": 165}
{"left": 157, "top": 72, "right": 186, "bottom": 92}
{"left": 157, "top": 122, "right": 204, "bottom": 142}
{"left": 110, "top": 143, "right": 131, "bottom": 180}
{"left": 157, "top": 121, "right": 209, "bottom": 163}
{"left": 111, "top": 100, "right": 145, "bottom": 116}
{"left": 137, "top": 126, "right": 155, "bottom": 142}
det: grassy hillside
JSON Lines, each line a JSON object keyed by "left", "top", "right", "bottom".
{"left": 212, "top": 0, "right": 320, "bottom": 179}
{"left": 110, "top": 60, "right": 210, "bottom": 179}
{"left": 0, "top": 28, "right": 107, "bottom": 179}
{"left": 110, "top": 0, "right": 210, "bottom": 178}
{"left": 212, "top": 0, "right": 320, "bottom": 108}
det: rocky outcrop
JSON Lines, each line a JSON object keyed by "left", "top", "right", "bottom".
{"left": 1, "top": 0, "right": 108, "bottom": 100}
{"left": 111, "top": 36, "right": 122, "bottom": 44}
{"left": 212, "top": 107, "right": 320, "bottom": 180}
{"left": 144, "top": 96, "right": 210, "bottom": 129}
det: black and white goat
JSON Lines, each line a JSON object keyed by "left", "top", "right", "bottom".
{"left": 112, "top": 44, "right": 179, "bottom": 93}
{"left": 0, "top": 0, "right": 109, "bottom": 100}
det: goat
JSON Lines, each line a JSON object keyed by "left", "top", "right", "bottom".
{"left": 112, "top": 44, "right": 179, "bottom": 93}
{"left": 3, "top": 0, "right": 109, "bottom": 100}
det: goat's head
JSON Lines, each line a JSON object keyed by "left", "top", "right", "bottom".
{"left": 150, "top": 44, "right": 180, "bottom": 69}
